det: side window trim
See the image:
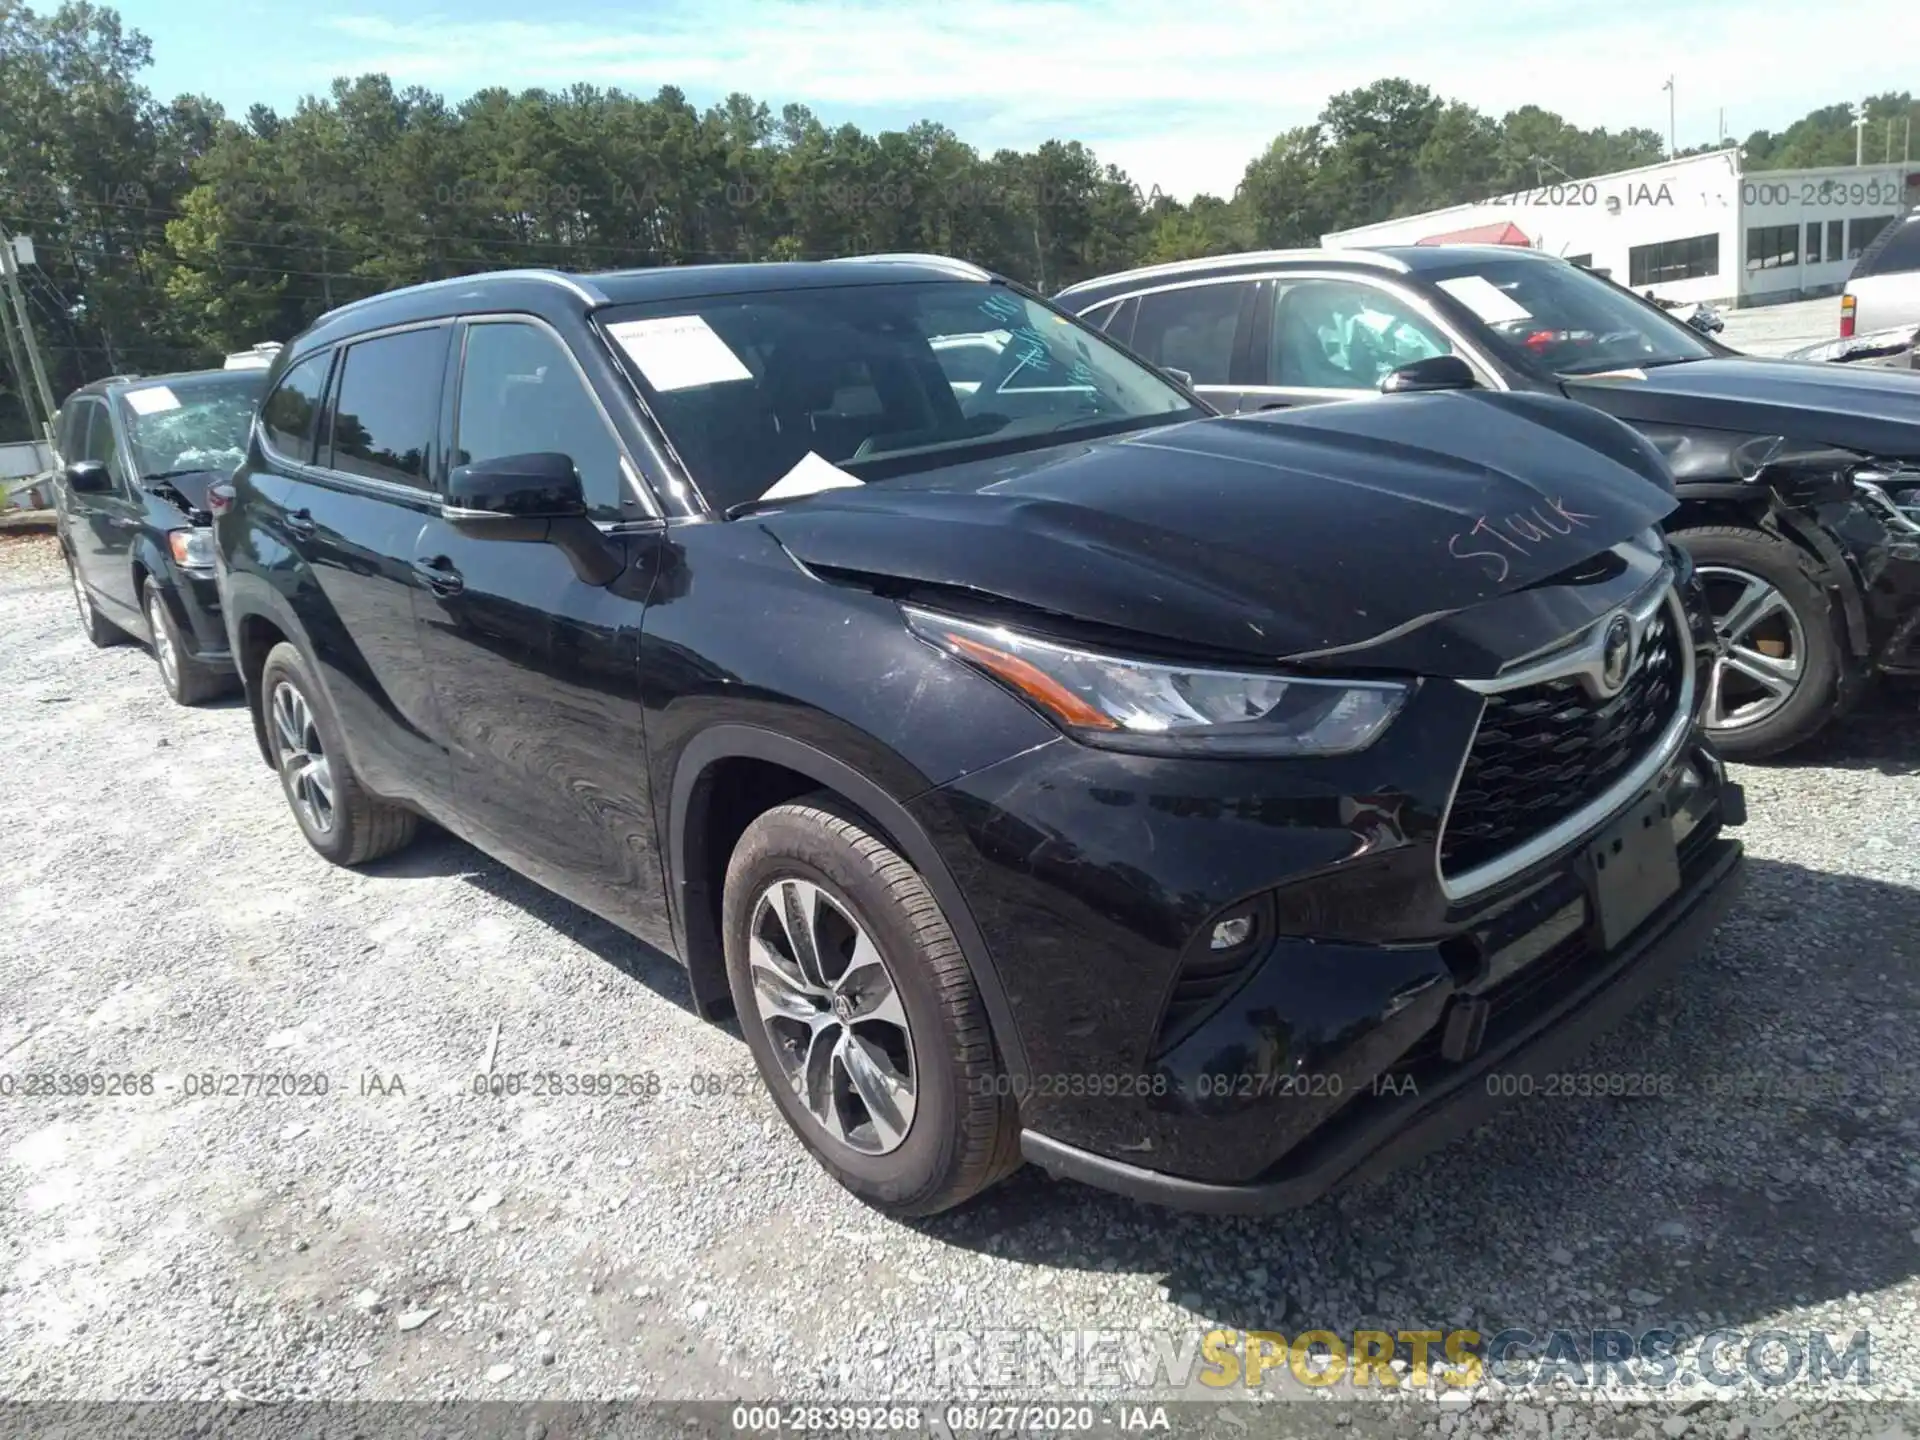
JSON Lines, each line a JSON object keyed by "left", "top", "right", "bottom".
{"left": 451, "top": 311, "right": 655, "bottom": 520}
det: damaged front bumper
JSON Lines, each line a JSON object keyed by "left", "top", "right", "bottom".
{"left": 1016, "top": 743, "right": 1746, "bottom": 1213}
{"left": 1826, "top": 469, "right": 1920, "bottom": 677}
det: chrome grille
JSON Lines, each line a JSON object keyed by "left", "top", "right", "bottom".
{"left": 1440, "top": 597, "right": 1685, "bottom": 882}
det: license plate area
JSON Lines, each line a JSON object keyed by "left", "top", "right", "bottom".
{"left": 1588, "top": 789, "right": 1682, "bottom": 950}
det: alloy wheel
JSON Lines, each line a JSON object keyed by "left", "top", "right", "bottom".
{"left": 1696, "top": 564, "right": 1806, "bottom": 732}
{"left": 745, "top": 877, "right": 918, "bottom": 1155}
{"left": 147, "top": 593, "right": 179, "bottom": 692}
{"left": 271, "top": 680, "right": 336, "bottom": 834}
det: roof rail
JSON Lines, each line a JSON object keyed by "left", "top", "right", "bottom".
{"left": 312, "top": 268, "right": 610, "bottom": 327}
{"left": 828, "top": 252, "right": 994, "bottom": 281}
{"left": 1055, "top": 247, "right": 1407, "bottom": 297}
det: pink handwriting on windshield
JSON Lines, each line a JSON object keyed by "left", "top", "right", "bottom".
{"left": 1447, "top": 498, "right": 1599, "bottom": 583}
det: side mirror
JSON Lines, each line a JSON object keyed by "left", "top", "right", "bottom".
{"left": 445, "top": 452, "right": 586, "bottom": 520}
{"left": 64, "top": 460, "right": 111, "bottom": 493}
{"left": 442, "top": 451, "right": 620, "bottom": 587}
{"left": 1380, "top": 355, "right": 1478, "bottom": 394}
{"left": 1161, "top": 366, "right": 1195, "bottom": 389}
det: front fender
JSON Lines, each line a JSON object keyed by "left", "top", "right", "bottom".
{"left": 666, "top": 723, "right": 1034, "bottom": 1088}
{"left": 130, "top": 533, "right": 191, "bottom": 629}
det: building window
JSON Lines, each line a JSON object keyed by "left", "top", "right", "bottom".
{"left": 1848, "top": 215, "right": 1895, "bottom": 258}
{"left": 1805, "top": 222, "right": 1823, "bottom": 265}
{"left": 1745, "top": 224, "right": 1799, "bottom": 272}
{"left": 1630, "top": 233, "right": 1720, "bottom": 286}
{"left": 1827, "top": 219, "right": 1844, "bottom": 260}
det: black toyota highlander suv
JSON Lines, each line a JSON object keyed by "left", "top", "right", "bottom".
{"left": 213, "top": 255, "right": 1746, "bottom": 1217}
{"left": 1058, "top": 247, "right": 1920, "bottom": 759}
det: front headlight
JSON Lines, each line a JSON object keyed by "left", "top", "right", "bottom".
{"left": 168, "top": 526, "right": 215, "bottom": 569}
{"left": 904, "top": 608, "right": 1410, "bottom": 757}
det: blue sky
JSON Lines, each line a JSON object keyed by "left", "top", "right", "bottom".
{"left": 117, "top": 0, "right": 1919, "bottom": 201}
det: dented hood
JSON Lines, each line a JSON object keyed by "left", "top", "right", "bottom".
{"left": 141, "top": 468, "right": 221, "bottom": 519}
{"left": 759, "top": 391, "right": 1676, "bottom": 660}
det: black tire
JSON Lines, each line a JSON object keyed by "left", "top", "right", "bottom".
{"left": 142, "top": 578, "right": 229, "bottom": 707}
{"left": 722, "top": 797, "right": 1021, "bottom": 1217}
{"left": 66, "top": 551, "right": 125, "bottom": 648}
{"left": 259, "top": 641, "right": 417, "bottom": 865}
{"left": 1671, "top": 524, "right": 1841, "bottom": 760}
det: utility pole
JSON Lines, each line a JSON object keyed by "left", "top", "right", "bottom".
{"left": 0, "top": 228, "right": 58, "bottom": 445}
{"left": 1662, "top": 76, "right": 1676, "bottom": 157}
{"left": 1853, "top": 103, "right": 1870, "bottom": 166}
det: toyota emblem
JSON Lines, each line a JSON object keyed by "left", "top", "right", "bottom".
{"left": 1598, "top": 614, "right": 1635, "bottom": 695}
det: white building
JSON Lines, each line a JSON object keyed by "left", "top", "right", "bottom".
{"left": 1322, "top": 149, "right": 1918, "bottom": 307}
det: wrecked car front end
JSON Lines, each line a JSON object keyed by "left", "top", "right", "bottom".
{"left": 1638, "top": 425, "right": 1920, "bottom": 685}
{"left": 726, "top": 390, "right": 1749, "bottom": 1211}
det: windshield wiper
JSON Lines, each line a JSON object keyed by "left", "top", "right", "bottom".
{"left": 724, "top": 496, "right": 793, "bottom": 520}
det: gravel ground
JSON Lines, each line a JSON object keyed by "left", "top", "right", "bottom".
{"left": 3, "top": 526, "right": 1920, "bottom": 1440}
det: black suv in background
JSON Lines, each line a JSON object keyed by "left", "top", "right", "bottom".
{"left": 54, "top": 367, "right": 267, "bottom": 704}
{"left": 214, "top": 257, "right": 1745, "bottom": 1217}
{"left": 1058, "top": 247, "right": 1920, "bottom": 758}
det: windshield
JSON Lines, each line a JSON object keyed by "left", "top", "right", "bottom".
{"left": 597, "top": 280, "right": 1204, "bottom": 513}
{"left": 116, "top": 371, "right": 268, "bottom": 480}
{"left": 1421, "top": 258, "right": 1718, "bottom": 376}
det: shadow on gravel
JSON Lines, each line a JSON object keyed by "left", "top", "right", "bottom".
{"left": 1751, "top": 689, "right": 1920, "bottom": 777}
{"left": 918, "top": 855, "right": 1920, "bottom": 1345}
{"left": 359, "top": 825, "right": 698, "bottom": 1012}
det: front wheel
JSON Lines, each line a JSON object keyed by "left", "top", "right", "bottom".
{"left": 259, "top": 642, "right": 417, "bottom": 865}
{"left": 1671, "top": 525, "right": 1841, "bottom": 759}
{"left": 143, "top": 579, "right": 228, "bottom": 706}
{"left": 722, "top": 798, "right": 1021, "bottom": 1217}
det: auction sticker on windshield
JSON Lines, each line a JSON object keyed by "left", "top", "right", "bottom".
{"left": 1436, "top": 276, "right": 1532, "bottom": 325}
{"left": 606, "top": 315, "right": 753, "bottom": 391}
{"left": 124, "top": 386, "right": 180, "bottom": 415}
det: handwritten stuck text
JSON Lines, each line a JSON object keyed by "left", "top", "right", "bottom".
{"left": 1447, "top": 498, "right": 1599, "bottom": 583}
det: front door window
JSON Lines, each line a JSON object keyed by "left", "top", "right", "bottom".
{"left": 1269, "top": 280, "right": 1453, "bottom": 390}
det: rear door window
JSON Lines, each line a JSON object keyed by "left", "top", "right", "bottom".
{"left": 325, "top": 326, "right": 451, "bottom": 489}
{"left": 1129, "top": 282, "right": 1251, "bottom": 385}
